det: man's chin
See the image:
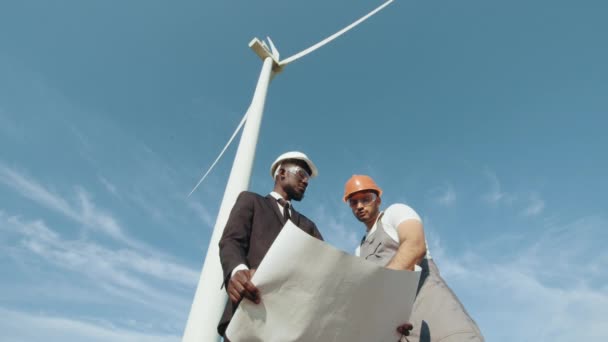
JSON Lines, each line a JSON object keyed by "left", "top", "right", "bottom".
{"left": 355, "top": 212, "right": 367, "bottom": 221}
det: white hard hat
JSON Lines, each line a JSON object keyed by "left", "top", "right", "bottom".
{"left": 270, "top": 151, "right": 318, "bottom": 179}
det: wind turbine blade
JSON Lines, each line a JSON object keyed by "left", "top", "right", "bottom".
{"left": 266, "top": 36, "right": 280, "bottom": 60}
{"left": 188, "top": 110, "right": 249, "bottom": 197}
{"left": 279, "top": 0, "right": 394, "bottom": 66}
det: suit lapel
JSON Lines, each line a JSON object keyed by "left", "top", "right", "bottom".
{"left": 290, "top": 207, "right": 301, "bottom": 226}
{"left": 264, "top": 194, "right": 285, "bottom": 225}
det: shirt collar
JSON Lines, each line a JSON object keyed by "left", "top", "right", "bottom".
{"left": 269, "top": 191, "right": 290, "bottom": 204}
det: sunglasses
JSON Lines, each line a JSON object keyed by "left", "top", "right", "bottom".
{"left": 283, "top": 165, "right": 311, "bottom": 181}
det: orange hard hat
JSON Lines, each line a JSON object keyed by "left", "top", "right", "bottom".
{"left": 343, "top": 175, "right": 382, "bottom": 202}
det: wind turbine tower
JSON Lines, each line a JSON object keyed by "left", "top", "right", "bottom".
{"left": 184, "top": 1, "right": 395, "bottom": 341}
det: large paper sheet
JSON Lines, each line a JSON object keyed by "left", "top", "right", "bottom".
{"left": 226, "top": 221, "right": 421, "bottom": 342}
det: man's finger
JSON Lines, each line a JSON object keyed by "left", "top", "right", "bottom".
{"left": 244, "top": 289, "right": 260, "bottom": 302}
{"left": 397, "top": 322, "right": 413, "bottom": 335}
{"left": 228, "top": 292, "right": 239, "bottom": 303}
{"left": 231, "top": 280, "right": 247, "bottom": 297}
{"left": 229, "top": 270, "right": 259, "bottom": 303}
{"left": 242, "top": 284, "right": 260, "bottom": 303}
{"left": 233, "top": 270, "right": 250, "bottom": 283}
{"left": 227, "top": 285, "right": 242, "bottom": 303}
{"left": 243, "top": 292, "right": 259, "bottom": 304}
{"left": 244, "top": 280, "right": 259, "bottom": 296}
{"left": 243, "top": 270, "right": 260, "bottom": 302}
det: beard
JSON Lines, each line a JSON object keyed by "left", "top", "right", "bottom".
{"left": 285, "top": 185, "right": 305, "bottom": 201}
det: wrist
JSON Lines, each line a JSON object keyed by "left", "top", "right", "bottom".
{"left": 231, "top": 264, "right": 249, "bottom": 278}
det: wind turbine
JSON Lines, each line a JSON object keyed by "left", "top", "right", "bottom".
{"left": 183, "top": 1, "right": 395, "bottom": 341}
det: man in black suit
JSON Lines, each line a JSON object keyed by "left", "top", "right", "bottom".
{"left": 217, "top": 151, "right": 323, "bottom": 339}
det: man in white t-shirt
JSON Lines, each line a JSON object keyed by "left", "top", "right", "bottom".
{"left": 344, "top": 175, "right": 484, "bottom": 342}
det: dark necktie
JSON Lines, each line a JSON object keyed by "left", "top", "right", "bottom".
{"left": 277, "top": 198, "right": 291, "bottom": 222}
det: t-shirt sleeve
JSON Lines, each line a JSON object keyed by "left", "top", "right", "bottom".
{"left": 383, "top": 203, "right": 422, "bottom": 228}
{"left": 382, "top": 204, "right": 431, "bottom": 259}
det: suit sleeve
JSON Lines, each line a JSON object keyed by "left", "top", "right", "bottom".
{"left": 310, "top": 222, "right": 324, "bottom": 241}
{"left": 219, "top": 191, "right": 254, "bottom": 287}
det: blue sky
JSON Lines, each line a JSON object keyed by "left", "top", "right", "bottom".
{"left": 1, "top": 0, "right": 607, "bottom": 341}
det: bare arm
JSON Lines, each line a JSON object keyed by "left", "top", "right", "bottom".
{"left": 385, "top": 219, "right": 426, "bottom": 271}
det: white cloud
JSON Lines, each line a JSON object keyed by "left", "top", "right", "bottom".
{"left": 481, "top": 169, "right": 545, "bottom": 216}
{"left": 0, "top": 165, "right": 118, "bottom": 236}
{"left": 522, "top": 192, "right": 545, "bottom": 216}
{"left": 127, "top": 191, "right": 170, "bottom": 224}
{"left": 99, "top": 176, "right": 118, "bottom": 196}
{"left": 1, "top": 213, "right": 197, "bottom": 291}
{"left": 0, "top": 164, "right": 153, "bottom": 249}
{"left": 0, "top": 211, "right": 196, "bottom": 324}
{"left": 0, "top": 308, "right": 179, "bottom": 342}
{"left": 0, "top": 163, "right": 201, "bottom": 293}
{"left": 313, "top": 204, "right": 360, "bottom": 253}
{"left": 187, "top": 200, "right": 216, "bottom": 228}
{"left": 435, "top": 183, "right": 456, "bottom": 206}
{"left": 76, "top": 188, "right": 129, "bottom": 241}
{"left": 428, "top": 215, "right": 608, "bottom": 341}
{"left": 0, "top": 164, "right": 78, "bottom": 219}
{"left": 482, "top": 169, "right": 507, "bottom": 204}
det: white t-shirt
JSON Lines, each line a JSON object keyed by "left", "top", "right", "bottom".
{"left": 355, "top": 203, "right": 431, "bottom": 259}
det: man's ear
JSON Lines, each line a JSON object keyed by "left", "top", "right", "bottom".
{"left": 278, "top": 168, "right": 286, "bottom": 180}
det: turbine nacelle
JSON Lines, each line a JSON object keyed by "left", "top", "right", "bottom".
{"left": 249, "top": 37, "right": 283, "bottom": 73}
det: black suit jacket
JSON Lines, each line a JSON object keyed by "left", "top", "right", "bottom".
{"left": 217, "top": 191, "right": 323, "bottom": 336}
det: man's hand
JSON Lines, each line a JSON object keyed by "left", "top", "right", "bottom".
{"left": 397, "top": 322, "right": 413, "bottom": 336}
{"left": 227, "top": 269, "right": 260, "bottom": 304}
